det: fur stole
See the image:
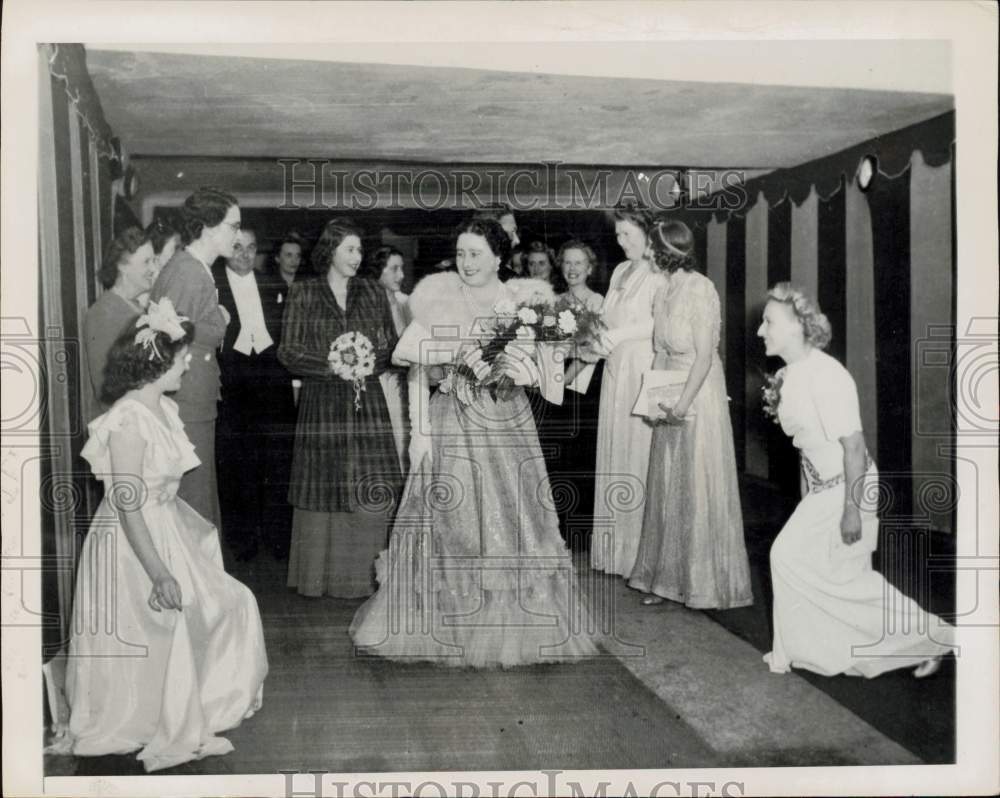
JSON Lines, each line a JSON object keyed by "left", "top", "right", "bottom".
{"left": 408, "top": 272, "right": 556, "bottom": 333}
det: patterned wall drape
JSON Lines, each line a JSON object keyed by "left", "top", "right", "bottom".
{"left": 688, "top": 112, "right": 956, "bottom": 533}
{"left": 38, "top": 44, "right": 115, "bottom": 658}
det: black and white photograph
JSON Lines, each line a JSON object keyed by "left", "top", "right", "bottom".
{"left": 2, "top": 2, "right": 998, "bottom": 796}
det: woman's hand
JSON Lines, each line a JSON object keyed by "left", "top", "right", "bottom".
{"left": 148, "top": 574, "right": 183, "bottom": 612}
{"left": 840, "top": 506, "right": 863, "bottom": 545}
{"left": 656, "top": 401, "right": 689, "bottom": 426}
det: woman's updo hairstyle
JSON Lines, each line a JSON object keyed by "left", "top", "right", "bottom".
{"left": 311, "top": 217, "right": 364, "bottom": 275}
{"left": 145, "top": 211, "right": 181, "bottom": 256}
{"left": 178, "top": 186, "right": 238, "bottom": 246}
{"left": 99, "top": 227, "right": 149, "bottom": 289}
{"left": 100, "top": 321, "right": 196, "bottom": 405}
{"left": 767, "top": 282, "right": 833, "bottom": 350}
{"left": 650, "top": 218, "right": 697, "bottom": 274}
{"left": 454, "top": 216, "right": 511, "bottom": 265}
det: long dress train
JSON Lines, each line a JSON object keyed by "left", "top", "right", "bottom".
{"left": 350, "top": 272, "right": 598, "bottom": 667}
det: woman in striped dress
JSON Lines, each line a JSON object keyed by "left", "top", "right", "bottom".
{"left": 278, "top": 218, "right": 402, "bottom": 598}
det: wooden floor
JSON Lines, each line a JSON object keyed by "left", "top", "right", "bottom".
{"left": 47, "top": 482, "right": 956, "bottom": 777}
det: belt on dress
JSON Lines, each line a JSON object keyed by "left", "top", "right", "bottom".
{"left": 801, "top": 452, "right": 874, "bottom": 494}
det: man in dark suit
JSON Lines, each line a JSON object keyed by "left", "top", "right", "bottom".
{"left": 214, "top": 227, "right": 296, "bottom": 561}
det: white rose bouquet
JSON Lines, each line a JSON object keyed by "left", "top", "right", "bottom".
{"left": 328, "top": 331, "right": 376, "bottom": 411}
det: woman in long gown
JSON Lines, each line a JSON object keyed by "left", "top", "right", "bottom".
{"left": 279, "top": 218, "right": 402, "bottom": 598}
{"left": 628, "top": 220, "right": 753, "bottom": 609}
{"left": 588, "top": 207, "right": 667, "bottom": 577}
{"left": 350, "top": 217, "right": 598, "bottom": 668}
{"left": 758, "top": 283, "right": 954, "bottom": 678}
{"left": 361, "top": 245, "right": 411, "bottom": 474}
{"left": 58, "top": 301, "right": 267, "bottom": 772}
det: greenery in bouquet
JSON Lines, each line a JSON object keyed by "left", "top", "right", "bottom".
{"left": 761, "top": 369, "right": 784, "bottom": 424}
{"left": 445, "top": 296, "right": 605, "bottom": 404}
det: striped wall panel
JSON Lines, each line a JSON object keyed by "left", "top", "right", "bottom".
{"left": 743, "top": 192, "right": 769, "bottom": 479}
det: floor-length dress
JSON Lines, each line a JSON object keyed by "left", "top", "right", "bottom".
{"left": 591, "top": 260, "right": 666, "bottom": 576}
{"left": 628, "top": 271, "right": 753, "bottom": 609}
{"left": 379, "top": 290, "right": 410, "bottom": 474}
{"left": 350, "top": 272, "right": 598, "bottom": 668}
{"left": 62, "top": 397, "right": 268, "bottom": 772}
{"left": 765, "top": 348, "right": 955, "bottom": 677}
{"left": 279, "top": 277, "right": 402, "bottom": 598}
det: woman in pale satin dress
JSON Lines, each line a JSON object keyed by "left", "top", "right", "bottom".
{"left": 628, "top": 219, "right": 752, "bottom": 609}
{"left": 587, "top": 207, "right": 667, "bottom": 577}
{"left": 758, "top": 283, "right": 954, "bottom": 678}
{"left": 361, "top": 245, "right": 411, "bottom": 473}
{"left": 57, "top": 304, "right": 267, "bottom": 771}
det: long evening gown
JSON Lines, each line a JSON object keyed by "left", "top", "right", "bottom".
{"left": 765, "top": 348, "right": 955, "bottom": 677}
{"left": 628, "top": 271, "right": 753, "bottom": 609}
{"left": 279, "top": 277, "right": 402, "bottom": 598}
{"left": 350, "top": 273, "right": 598, "bottom": 668}
{"left": 591, "top": 259, "right": 666, "bottom": 576}
{"left": 379, "top": 290, "right": 411, "bottom": 474}
{"left": 61, "top": 397, "right": 268, "bottom": 771}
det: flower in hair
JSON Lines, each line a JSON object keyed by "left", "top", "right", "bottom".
{"left": 134, "top": 298, "right": 189, "bottom": 361}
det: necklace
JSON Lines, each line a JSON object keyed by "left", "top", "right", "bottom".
{"left": 461, "top": 280, "right": 503, "bottom": 335}
{"left": 460, "top": 279, "right": 502, "bottom": 312}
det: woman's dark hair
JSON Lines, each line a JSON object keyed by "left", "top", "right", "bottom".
{"left": 144, "top": 211, "right": 181, "bottom": 256}
{"left": 650, "top": 219, "right": 698, "bottom": 274}
{"left": 359, "top": 245, "right": 403, "bottom": 281}
{"left": 612, "top": 204, "right": 657, "bottom": 238}
{"left": 454, "top": 216, "right": 511, "bottom": 264}
{"left": 99, "top": 227, "right": 149, "bottom": 289}
{"left": 100, "top": 321, "right": 196, "bottom": 404}
{"left": 178, "top": 186, "right": 238, "bottom": 246}
{"left": 310, "top": 218, "right": 363, "bottom": 275}
{"left": 523, "top": 239, "right": 558, "bottom": 288}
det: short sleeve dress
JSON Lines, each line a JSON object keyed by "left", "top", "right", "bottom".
{"left": 61, "top": 397, "right": 268, "bottom": 771}
{"left": 765, "top": 348, "right": 955, "bottom": 677}
{"left": 627, "top": 271, "right": 753, "bottom": 609}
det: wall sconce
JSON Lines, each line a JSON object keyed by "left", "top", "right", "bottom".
{"left": 857, "top": 155, "right": 877, "bottom": 192}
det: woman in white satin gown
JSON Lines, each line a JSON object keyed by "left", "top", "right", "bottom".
{"left": 57, "top": 303, "right": 267, "bottom": 771}
{"left": 758, "top": 283, "right": 954, "bottom": 679}
{"left": 588, "top": 207, "right": 666, "bottom": 577}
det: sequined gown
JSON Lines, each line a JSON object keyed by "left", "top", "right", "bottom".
{"left": 628, "top": 271, "right": 753, "bottom": 609}
{"left": 350, "top": 273, "right": 598, "bottom": 667}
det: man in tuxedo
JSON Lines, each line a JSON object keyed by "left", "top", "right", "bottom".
{"left": 214, "top": 228, "right": 296, "bottom": 561}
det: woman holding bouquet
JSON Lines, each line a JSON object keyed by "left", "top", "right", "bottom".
{"left": 350, "top": 217, "right": 598, "bottom": 667}
{"left": 627, "top": 220, "right": 752, "bottom": 609}
{"left": 278, "top": 218, "right": 401, "bottom": 598}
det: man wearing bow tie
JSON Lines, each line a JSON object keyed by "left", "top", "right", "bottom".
{"left": 214, "top": 227, "right": 296, "bottom": 562}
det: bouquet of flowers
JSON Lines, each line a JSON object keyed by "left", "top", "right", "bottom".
{"left": 445, "top": 296, "right": 605, "bottom": 404}
{"left": 329, "top": 331, "right": 375, "bottom": 411}
{"left": 761, "top": 370, "right": 784, "bottom": 424}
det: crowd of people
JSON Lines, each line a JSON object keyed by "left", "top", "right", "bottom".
{"left": 60, "top": 187, "right": 955, "bottom": 770}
